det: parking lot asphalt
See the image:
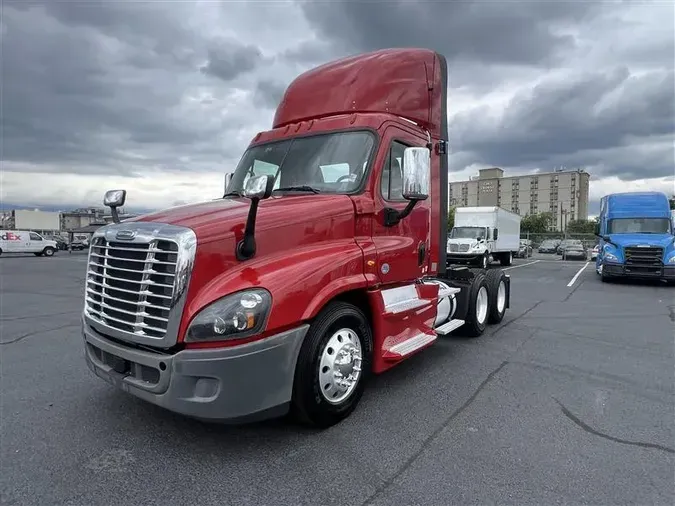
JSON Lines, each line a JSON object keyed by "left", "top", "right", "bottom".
{"left": 1, "top": 252, "right": 673, "bottom": 506}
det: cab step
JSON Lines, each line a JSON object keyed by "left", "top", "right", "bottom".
{"left": 435, "top": 319, "right": 465, "bottom": 335}
{"left": 382, "top": 331, "right": 437, "bottom": 359}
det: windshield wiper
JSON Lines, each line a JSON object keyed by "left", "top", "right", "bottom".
{"left": 274, "top": 185, "right": 321, "bottom": 194}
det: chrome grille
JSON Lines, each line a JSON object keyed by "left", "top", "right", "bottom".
{"left": 624, "top": 246, "right": 663, "bottom": 267}
{"left": 85, "top": 237, "right": 178, "bottom": 338}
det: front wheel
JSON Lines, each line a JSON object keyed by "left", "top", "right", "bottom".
{"left": 291, "top": 301, "right": 372, "bottom": 428}
{"left": 42, "top": 247, "right": 55, "bottom": 257}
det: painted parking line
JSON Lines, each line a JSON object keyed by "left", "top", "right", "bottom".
{"left": 503, "top": 260, "right": 540, "bottom": 271}
{"left": 567, "top": 262, "right": 590, "bottom": 287}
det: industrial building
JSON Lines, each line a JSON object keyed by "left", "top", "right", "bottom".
{"left": 0, "top": 207, "right": 139, "bottom": 238}
{"left": 449, "top": 167, "right": 591, "bottom": 231}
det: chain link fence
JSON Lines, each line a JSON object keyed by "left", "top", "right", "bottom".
{"left": 519, "top": 232, "right": 598, "bottom": 251}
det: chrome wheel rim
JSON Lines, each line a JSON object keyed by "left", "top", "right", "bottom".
{"left": 319, "top": 328, "right": 363, "bottom": 404}
{"left": 476, "top": 286, "right": 488, "bottom": 324}
{"left": 482, "top": 255, "right": 488, "bottom": 269}
{"left": 497, "top": 280, "right": 506, "bottom": 313}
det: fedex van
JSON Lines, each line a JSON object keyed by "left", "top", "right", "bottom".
{"left": 0, "top": 230, "right": 59, "bottom": 257}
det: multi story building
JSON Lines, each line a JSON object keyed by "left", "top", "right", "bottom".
{"left": 449, "top": 167, "right": 590, "bottom": 231}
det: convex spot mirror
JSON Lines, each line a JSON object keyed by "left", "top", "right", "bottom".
{"left": 243, "top": 174, "right": 275, "bottom": 200}
{"left": 103, "top": 189, "right": 126, "bottom": 208}
{"left": 402, "top": 147, "right": 430, "bottom": 201}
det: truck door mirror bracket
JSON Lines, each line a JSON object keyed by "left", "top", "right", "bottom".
{"left": 236, "top": 175, "right": 274, "bottom": 261}
{"left": 384, "top": 147, "right": 430, "bottom": 227}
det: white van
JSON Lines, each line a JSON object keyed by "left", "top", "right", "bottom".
{"left": 0, "top": 230, "right": 59, "bottom": 257}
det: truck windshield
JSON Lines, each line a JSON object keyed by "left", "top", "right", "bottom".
{"left": 450, "top": 227, "right": 486, "bottom": 240}
{"left": 227, "top": 131, "right": 375, "bottom": 195}
{"left": 608, "top": 218, "right": 671, "bottom": 234}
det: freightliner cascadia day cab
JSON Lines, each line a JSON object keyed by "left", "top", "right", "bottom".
{"left": 446, "top": 206, "right": 521, "bottom": 269}
{"left": 595, "top": 191, "right": 675, "bottom": 283}
{"left": 82, "top": 48, "right": 512, "bottom": 428}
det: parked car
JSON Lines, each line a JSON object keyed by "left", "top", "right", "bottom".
{"left": 562, "top": 242, "right": 588, "bottom": 261}
{"left": 517, "top": 239, "right": 533, "bottom": 258}
{"left": 556, "top": 239, "right": 579, "bottom": 255}
{"left": 590, "top": 244, "right": 599, "bottom": 260}
{"left": 538, "top": 239, "right": 560, "bottom": 254}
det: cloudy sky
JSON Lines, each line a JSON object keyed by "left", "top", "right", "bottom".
{"left": 1, "top": 0, "right": 674, "bottom": 215}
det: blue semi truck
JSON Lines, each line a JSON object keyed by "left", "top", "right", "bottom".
{"left": 595, "top": 191, "right": 675, "bottom": 283}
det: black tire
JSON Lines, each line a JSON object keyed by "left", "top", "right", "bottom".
{"left": 0, "top": 248, "right": 3, "bottom": 256}
{"left": 458, "top": 273, "right": 489, "bottom": 337}
{"left": 485, "top": 269, "right": 508, "bottom": 324}
{"left": 34, "top": 252, "right": 42, "bottom": 256}
{"left": 291, "top": 301, "right": 373, "bottom": 428}
{"left": 500, "top": 251, "right": 512, "bottom": 267}
{"left": 42, "top": 247, "right": 55, "bottom": 257}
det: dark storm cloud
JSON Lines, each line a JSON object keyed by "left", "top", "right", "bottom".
{"left": 451, "top": 68, "right": 675, "bottom": 179}
{"left": 296, "top": 0, "right": 600, "bottom": 67}
{"left": 200, "top": 39, "right": 264, "bottom": 81}
{"left": 295, "top": 0, "right": 675, "bottom": 183}
{"left": 0, "top": 2, "right": 261, "bottom": 176}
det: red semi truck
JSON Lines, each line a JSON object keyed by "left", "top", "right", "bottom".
{"left": 82, "top": 48, "right": 511, "bottom": 428}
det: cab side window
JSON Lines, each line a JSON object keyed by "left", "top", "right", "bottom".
{"left": 29, "top": 232, "right": 42, "bottom": 241}
{"left": 380, "top": 141, "right": 408, "bottom": 202}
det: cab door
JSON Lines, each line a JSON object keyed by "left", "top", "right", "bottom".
{"left": 371, "top": 125, "right": 431, "bottom": 285}
{"left": 28, "top": 232, "right": 43, "bottom": 252}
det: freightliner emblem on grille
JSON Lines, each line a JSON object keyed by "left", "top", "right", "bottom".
{"left": 115, "top": 230, "right": 136, "bottom": 240}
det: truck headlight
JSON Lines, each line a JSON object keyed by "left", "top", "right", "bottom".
{"left": 185, "top": 288, "right": 272, "bottom": 342}
{"left": 604, "top": 252, "right": 619, "bottom": 262}
{"left": 667, "top": 255, "right": 675, "bottom": 264}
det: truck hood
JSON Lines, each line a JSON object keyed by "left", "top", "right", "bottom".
{"left": 607, "top": 233, "right": 675, "bottom": 249}
{"left": 131, "top": 194, "right": 355, "bottom": 243}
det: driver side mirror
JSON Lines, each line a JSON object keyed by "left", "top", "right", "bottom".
{"left": 494, "top": 229, "right": 499, "bottom": 240}
{"left": 594, "top": 223, "right": 601, "bottom": 237}
{"left": 383, "top": 147, "right": 430, "bottom": 227}
{"left": 401, "top": 147, "right": 430, "bottom": 201}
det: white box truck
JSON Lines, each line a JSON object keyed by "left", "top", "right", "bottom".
{"left": 447, "top": 206, "right": 521, "bottom": 269}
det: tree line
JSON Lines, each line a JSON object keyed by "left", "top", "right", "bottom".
{"left": 446, "top": 207, "right": 598, "bottom": 234}
{"left": 448, "top": 195, "right": 673, "bottom": 234}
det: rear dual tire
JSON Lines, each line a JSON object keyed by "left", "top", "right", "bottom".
{"left": 460, "top": 269, "right": 508, "bottom": 337}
